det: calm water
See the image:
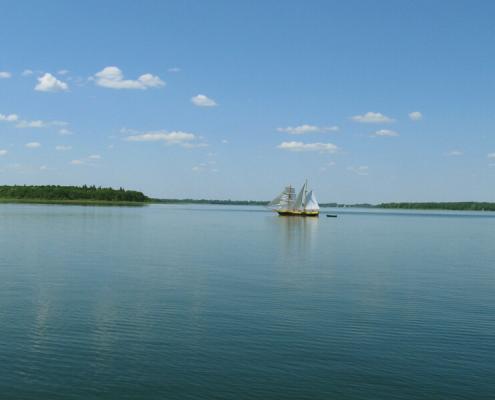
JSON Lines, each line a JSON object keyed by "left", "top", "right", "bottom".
{"left": 0, "top": 204, "right": 494, "bottom": 399}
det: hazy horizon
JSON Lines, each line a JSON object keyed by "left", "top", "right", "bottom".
{"left": 1, "top": 1, "right": 494, "bottom": 203}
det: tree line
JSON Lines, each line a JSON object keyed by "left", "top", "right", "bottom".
{"left": 0, "top": 185, "right": 148, "bottom": 202}
{"left": 2, "top": 187, "right": 492, "bottom": 210}
{"left": 150, "top": 198, "right": 269, "bottom": 206}
{"left": 377, "top": 202, "right": 495, "bottom": 211}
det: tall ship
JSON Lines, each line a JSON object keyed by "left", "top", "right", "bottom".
{"left": 269, "top": 180, "right": 320, "bottom": 216}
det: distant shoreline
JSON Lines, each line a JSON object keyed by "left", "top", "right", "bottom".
{"left": 0, "top": 198, "right": 147, "bottom": 206}
{"left": 376, "top": 202, "right": 495, "bottom": 212}
{"left": 1, "top": 198, "right": 493, "bottom": 212}
{"left": 0, "top": 185, "right": 148, "bottom": 206}
{"left": 0, "top": 185, "right": 493, "bottom": 212}
{"left": 150, "top": 199, "right": 495, "bottom": 212}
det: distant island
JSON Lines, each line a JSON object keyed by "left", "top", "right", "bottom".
{"left": 0, "top": 185, "right": 148, "bottom": 205}
{"left": 0, "top": 186, "right": 493, "bottom": 211}
{"left": 152, "top": 198, "right": 494, "bottom": 211}
{"left": 377, "top": 202, "right": 495, "bottom": 212}
{"left": 150, "top": 198, "right": 375, "bottom": 208}
{"left": 150, "top": 198, "right": 269, "bottom": 206}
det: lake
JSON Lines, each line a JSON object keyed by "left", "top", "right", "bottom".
{"left": 0, "top": 204, "right": 494, "bottom": 399}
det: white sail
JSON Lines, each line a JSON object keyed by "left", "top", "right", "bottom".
{"left": 269, "top": 191, "right": 284, "bottom": 207}
{"left": 269, "top": 186, "right": 296, "bottom": 209}
{"left": 270, "top": 182, "right": 319, "bottom": 214}
{"left": 304, "top": 190, "right": 319, "bottom": 211}
{"left": 294, "top": 181, "right": 308, "bottom": 210}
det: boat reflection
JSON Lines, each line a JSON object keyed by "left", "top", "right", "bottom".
{"left": 271, "top": 216, "right": 319, "bottom": 266}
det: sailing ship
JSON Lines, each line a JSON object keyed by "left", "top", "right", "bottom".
{"left": 269, "top": 180, "right": 320, "bottom": 216}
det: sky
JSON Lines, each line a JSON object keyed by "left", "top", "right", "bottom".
{"left": 0, "top": 0, "right": 494, "bottom": 203}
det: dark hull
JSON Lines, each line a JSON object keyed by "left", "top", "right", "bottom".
{"left": 276, "top": 210, "right": 319, "bottom": 217}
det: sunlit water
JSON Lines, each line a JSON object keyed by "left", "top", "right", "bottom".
{"left": 0, "top": 204, "right": 494, "bottom": 399}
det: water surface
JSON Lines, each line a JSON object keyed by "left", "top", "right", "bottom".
{"left": 0, "top": 204, "right": 494, "bottom": 399}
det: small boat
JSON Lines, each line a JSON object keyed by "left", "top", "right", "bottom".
{"left": 326, "top": 214, "right": 338, "bottom": 218}
{"left": 268, "top": 180, "right": 320, "bottom": 217}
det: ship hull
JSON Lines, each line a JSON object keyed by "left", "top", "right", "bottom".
{"left": 276, "top": 210, "right": 319, "bottom": 217}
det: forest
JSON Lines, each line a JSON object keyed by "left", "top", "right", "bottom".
{"left": 1, "top": 186, "right": 493, "bottom": 211}
{"left": 377, "top": 202, "right": 495, "bottom": 211}
{"left": 151, "top": 198, "right": 269, "bottom": 206}
{"left": 0, "top": 185, "right": 149, "bottom": 203}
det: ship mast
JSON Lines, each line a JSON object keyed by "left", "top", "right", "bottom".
{"left": 294, "top": 180, "right": 308, "bottom": 211}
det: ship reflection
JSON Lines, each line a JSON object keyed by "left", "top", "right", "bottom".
{"left": 272, "top": 216, "right": 319, "bottom": 262}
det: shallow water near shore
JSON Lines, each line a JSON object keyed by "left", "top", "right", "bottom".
{"left": 0, "top": 203, "right": 494, "bottom": 399}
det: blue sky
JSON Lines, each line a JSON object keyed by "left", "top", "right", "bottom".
{"left": 0, "top": 0, "right": 494, "bottom": 202}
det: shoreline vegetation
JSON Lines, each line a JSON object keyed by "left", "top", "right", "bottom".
{"left": 0, "top": 185, "right": 148, "bottom": 206}
{"left": 152, "top": 199, "right": 495, "bottom": 211}
{"left": 376, "top": 202, "right": 495, "bottom": 212}
{"left": 0, "top": 186, "right": 493, "bottom": 211}
{"left": 0, "top": 198, "right": 148, "bottom": 206}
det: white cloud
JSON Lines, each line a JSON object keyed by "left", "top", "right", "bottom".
{"left": 88, "top": 154, "right": 101, "bottom": 159}
{"left": 221, "top": 139, "right": 229, "bottom": 144}
{"left": 181, "top": 142, "right": 209, "bottom": 149}
{"left": 125, "top": 130, "right": 197, "bottom": 146}
{"left": 15, "top": 119, "right": 67, "bottom": 129}
{"left": 94, "top": 66, "right": 165, "bottom": 90}
{"left": 0, "top": 71, "right": 12, "bottom": 79}
{"left": 136, "top": 73, "right": 165, "bottom": 88}
{"left": 0, "top": 149, "right": 7, "bottom": 156}
{"left": 192, "top": 160, "right": 218, "bottom": 173}
{"left": 35, "top": 73, "right": 69, "bottom": 92}
{"left": 351, "top": 112, "right": 394, "bottom": 123}
{"left": 70, "top": 159, "right": 84, "bottom": 165}
{"left": 25, "top": 142, "right": 41, "bottom": 148}
{"left": 277, "top": 141, "right": 339, "bottom": 153}
{"left": 16, "top": 120, "right": 46, "bottom": 128}
{"left": 55, "top": 145, "right": 72, "bottom": 151}
{"left": 447, "top": 150, "right": 463, "bottom": 156}
{"left": 0, "top": 114, "right": 69, "bottom": 130}
{"left": 277, "top": 124, "right": 339, "bottom": 135}
{"left": 409, "top": 111, "right": 423, "bottom": 121}
{"left": 40, "top": 165, "right": 48, "bottom": 170}
{"left": 119, "top": 127, "right": 139, "bottom": 135}
{"left": 0, "top": 113, "right": 19, "bottom": 122}
{"left": 51, "top": 120, "right": 68, "bottom": 126}
{"left": 57, "top": 69, "right": 69, "bottom": 75}
{"left": 22, "top": 69, "right": 34, "bottom": 76}
{"left": 348, "top": 166, "right": 369, "bottom": 176}
{"left": 191, "top": 94, "right": 217, "bottom": 107}
{"left": 59, "top": 128, "right": 73, "bottom": 135}
{"left": 372, "top": 129, "right": 399, "bottom": 137}
{"left": 168, "top": 67, "right": 181, "bottom": 72}
{"left": 488, "top": 153, "right": 495, "bottom": 159}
